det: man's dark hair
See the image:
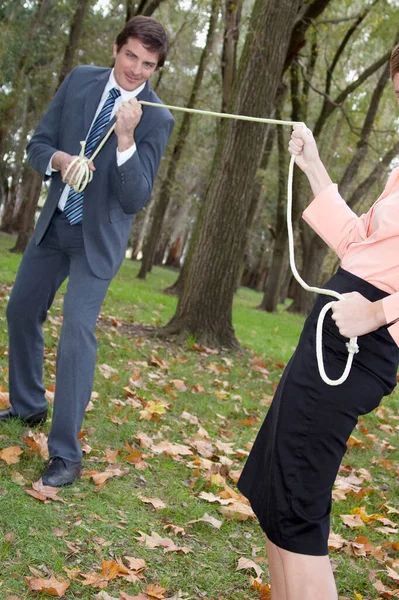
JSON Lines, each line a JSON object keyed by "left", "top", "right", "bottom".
{"left": 115, "top": 16, "right": 169, "bottom": 69}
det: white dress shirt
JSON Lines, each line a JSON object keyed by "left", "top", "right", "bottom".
{"left": 48, "top": 69, "right": 145, "bottom": 210}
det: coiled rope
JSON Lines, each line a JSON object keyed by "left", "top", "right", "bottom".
{"left": 63, "top": 100, "right": 359, "bottom": 385}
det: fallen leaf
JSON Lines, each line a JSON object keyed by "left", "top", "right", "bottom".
{"left": 145, "top": 583, "right": 166, "bottom": 599}
{"left": 138, "top": 495, "right": 166, "bottom": 510}
{"left": 24, "top": 431, "right": 49, "bottom": 460}
{"left": 0, "top": 446, "right": 23, "bottom": 465}
{"left": 25, "top": 575, "right": 70, "bottom": 597}
{"left": 340, "top": 514, "right": 365, "bottom": 528}
{"left": 98, "top": 363, "right": 119, "bottom": 379}
{"left": 82, "top": 466, "right": 129, "bottom": 487}
{"left": 0, "top": 391, "right": 10, "bottom": 409}
{"left": 25, "top": 479, "right": 65, "bottom": 502}
{"left": 220, "top": 501, "right": 255, "bottom": 521}
{"left": 187, "top": 513, "right": 222, "bottom": 529}
{"left": 236, "top": 557, "right": 263, "bottom": 578}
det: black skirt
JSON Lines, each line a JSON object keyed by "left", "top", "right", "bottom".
{"left": 237, "top": 267, "right": 399, "bottom": 556}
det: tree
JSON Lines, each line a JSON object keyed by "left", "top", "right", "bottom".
{"left": 57, "top": 0, "right": 92, "bottom": 88}
{"left": 162, "top": 0, "right": 302, "bottom": 348}
{"left": 137, "top": 0, "right": 221, "bottom": 280}
{"left": 126, "top": 0, "right": 168, "bottom": 21}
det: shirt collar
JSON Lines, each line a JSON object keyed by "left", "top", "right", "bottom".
{"left": 108, "top": 69, "right": 146, "bottom": 100}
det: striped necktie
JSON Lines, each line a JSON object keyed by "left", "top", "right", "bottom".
{"left": 63, "top": 86, "right": 121, "bottom": 225}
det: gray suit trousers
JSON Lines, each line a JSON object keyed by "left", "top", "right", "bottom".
{"left": 6, "top": 211, "right": 111, "bottom": 461}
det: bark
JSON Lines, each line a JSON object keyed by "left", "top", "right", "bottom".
{"left": 284, "top": 0, "right": 332, "bottom": 71}
{"left": 57, "top": 0, "right": 91, "bottom": 89}
{"left": 126, "top": 0, "right": 167, "bottom": 20}
{"left": 221, "top": 0, "right": 243, "bottom": 113}
{"left": 161, "top": 0, "right": 301, "bottom": 348}
{"left": 10, "top": 169, "right": 42, "bottom": 253}
{"left": 137, "top": 0, "right": 220, "bottom": 280}
{"left": 258, "top": 111, "right": 287, "bottom": 311}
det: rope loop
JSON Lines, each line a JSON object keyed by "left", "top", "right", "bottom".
{"left": 287, "top": 155, "right": 359, "bottom": 386}
{"left": 62, "top": 141, "right": 93, "bottom": 193}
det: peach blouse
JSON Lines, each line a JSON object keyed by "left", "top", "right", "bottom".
{"left": 302, "top": 166, "right": 399, "bottom": 346}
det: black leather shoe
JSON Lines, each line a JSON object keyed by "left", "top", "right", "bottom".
{"left": 0, "top": 408, "right": 48, "bottom": 426}
{"left": 42, "top": 457, "right": 82, "bottom": 487}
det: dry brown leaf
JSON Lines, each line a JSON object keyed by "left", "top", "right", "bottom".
{"left": 373, "top": 579, "right": 399, "bottom": 597}
{"left": 124, "top": 557, "right": 147, "bottom": 572}
{"left": 0, "top": 391, "right": 10, "bottom": 409}
{"left": 25, "top": 479, "right": 65, "bottom": 502}
{"left": 136, "top": 431, "right": 153, "bottom": 448}
{"left": 188, "top": 439, "right": 213, "bottom": 458}
{"left": 236, "top": 557, "right": 263, "bottom": 578}
{"left": 340, "top": 514, "right": 365, "bottom": 528}
{"left": 98, "top": 363, "right": 119, "bottom": 379}
{"left": 152, "top": 441, "right": 192, "bottom": 457}
{"left": 169, "top": 379, "right": 188, "bottom": 392}
{"left": 25, "top": 574, "right": 70, "bottom": 597}
{"left": 104, "top": 448, "right": 119, "bottom": 463}
{"left": 82, "top": 466, "right": 128, "bottom": 487}
{"left": 187, "top": 513, "right": 222, "bottom": 530}
{"left": 387, "top": 566, "right": 399, "bottom": 583}
{"left": 95, "top": 592, "right": 120, "bottom": 600}
{"left": 220, "top": 501, "right": 255, "bottom": 521}
{"left": 24, "top": 431, "right": 49, "bottom": 460}
{"left": 138, "top": 495, "right": 166, "bottom": 510}
{"left": 145, "top": 583, "right": 166, "bottom": 599}
{"left": 180, "top": 411, "right": 200, "bottom": 425}
{"left": 135, "top": 531, "right": 191, "bottom": 554}
{"left": 0, "top": 446, "right": 23, "bottom": 465}
{"left": 198, "top": 491, "right": 234, "bottom": 505}
{"left": 328, "top": 530, "right": 347, "bottom": 550}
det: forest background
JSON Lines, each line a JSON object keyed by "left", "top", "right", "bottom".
{"left": 2, "top": 0, "right": 399, "bottom": 349}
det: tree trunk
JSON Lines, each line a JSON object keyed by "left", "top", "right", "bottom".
{"left": 221, "top": 0, "right": 243, "bottom": 113}
{"left": 137, "top": 0, "right": 220, "bottom": 280}
{"left": 161, "top": 0, "right": 301, "bottom": 348}
{"left": 57, "top": 0, "right": 91, "bottom": 89}
{"left": 126, "top": 0, "right": 168, "bottom": 20}
{"left": 10, "top": 169, "right": 42, "bottom": 253}
{"left": 258, "top": 111, "right": 288, "bottom": 311}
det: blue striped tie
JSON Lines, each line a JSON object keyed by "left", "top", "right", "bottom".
{"left": 63, "top": 87, "right": 121, "bottom": 225}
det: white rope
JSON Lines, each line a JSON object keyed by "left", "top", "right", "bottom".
{"left": 62, "top": 100, "right": 358, "bottom": 385}
{"left": 287, "top": 155, "right": 359, "bottom": 386}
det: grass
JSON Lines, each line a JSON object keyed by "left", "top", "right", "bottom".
{"left": 0, "top": 231, "right": 398, "bottom": 600}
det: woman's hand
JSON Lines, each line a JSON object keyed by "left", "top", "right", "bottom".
{"left": 331, "top": 292, "right": 387, "bottom": 338}
{"left": 288, "top": 124, "right": 320, "bottom": 173}
{"left": 288, "top": 124, "right": 332, "bottom": 196}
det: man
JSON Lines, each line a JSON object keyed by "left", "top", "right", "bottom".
{"left": 1, "top": 16, "right": 174, "bottom": 487}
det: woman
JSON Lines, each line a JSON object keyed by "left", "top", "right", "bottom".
{"left": 237, "top": 45, "right": 399, "bottom": 600}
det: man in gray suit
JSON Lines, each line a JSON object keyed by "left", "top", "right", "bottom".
{"left": 1, "top": 16, "right": 174, "bottom": 486}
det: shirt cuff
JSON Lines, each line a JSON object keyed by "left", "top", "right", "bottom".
{"left": 117, "top": 144, "right": 136, "bottom": 166}
{"left": 46, "top": 152, "right": 59, "bottom": 176}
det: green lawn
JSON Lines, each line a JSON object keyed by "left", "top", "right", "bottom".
{"left": 0, "top": 232, "right": 398, "bottom": 600}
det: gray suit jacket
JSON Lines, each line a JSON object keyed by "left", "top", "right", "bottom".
{"left": 27, "top": 65, "right": 174, "bottom": 279}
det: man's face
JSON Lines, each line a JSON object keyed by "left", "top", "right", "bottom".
{"left": 113, "top": 37, "right": 159, "bottom": 91}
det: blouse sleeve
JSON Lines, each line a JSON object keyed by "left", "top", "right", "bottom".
{"left": 302, "top": 183, "right": 370, "bottom": 259}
